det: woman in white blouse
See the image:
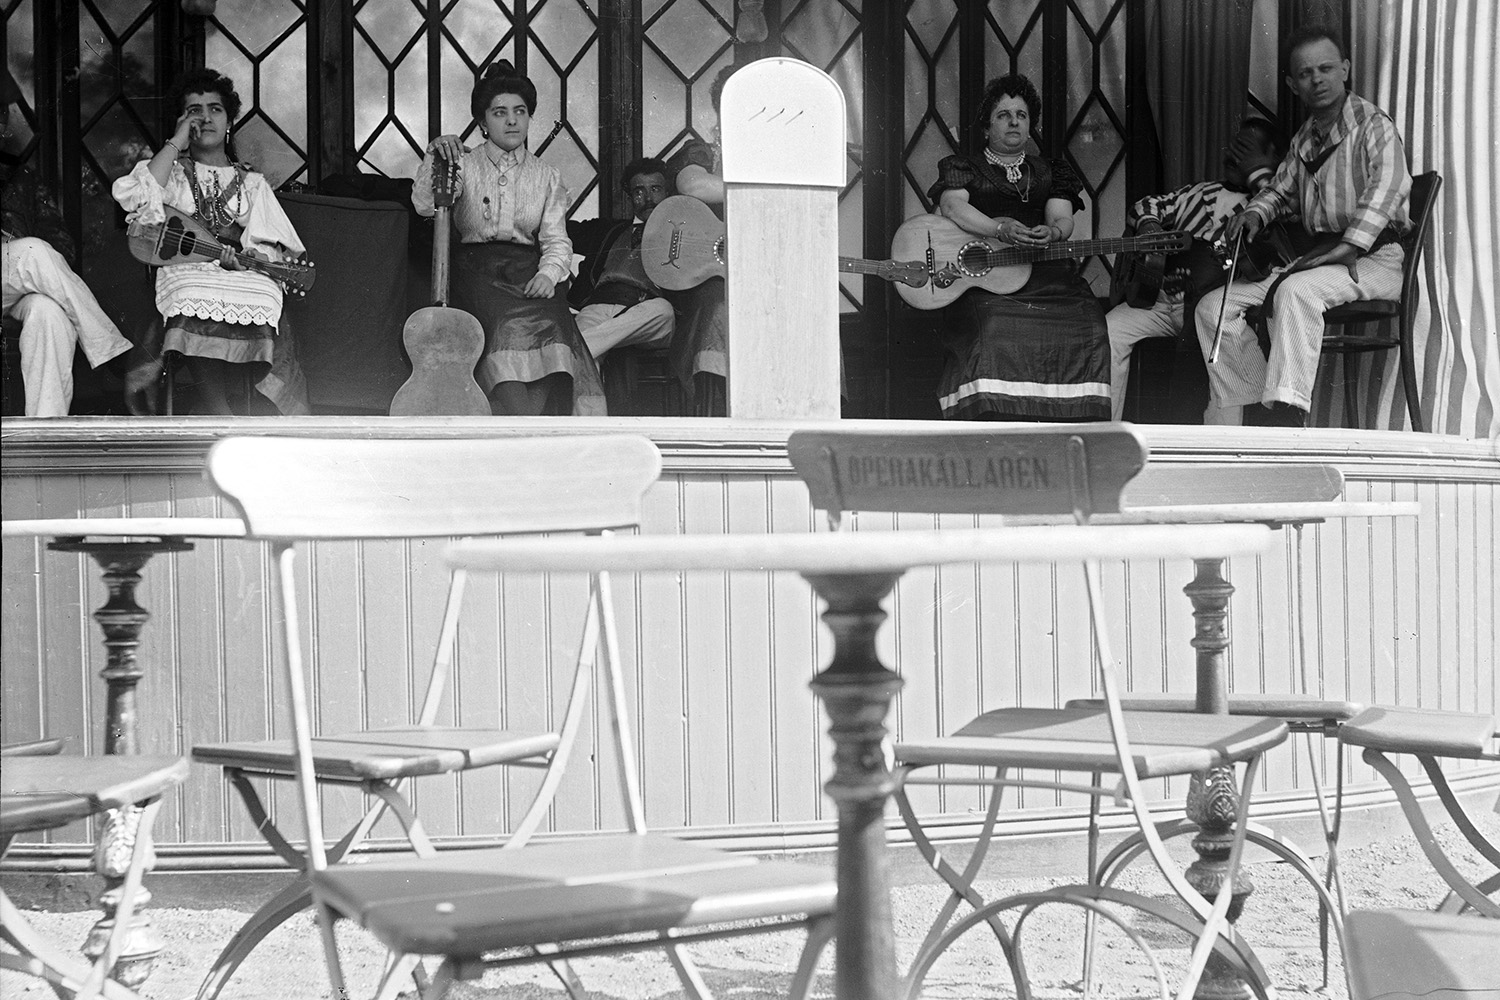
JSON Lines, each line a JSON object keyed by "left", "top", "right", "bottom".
{"left": 416, "top": 61, "right": 605, "bottom": 416}
{"left": 112, "top": 68, "right": 304, "bottom": 415}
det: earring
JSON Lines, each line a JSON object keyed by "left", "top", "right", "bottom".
{"left": 481, "top": 128, "right": 489, "bottom": 139}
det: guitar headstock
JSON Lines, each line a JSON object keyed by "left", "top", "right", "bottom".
{"left": 266, "top": 258, "right": 317, "bottom": 296}
{"left": 432, "top": 154, "right": 459, "bottom": 210}
{"left": 879, "top": 260, "right": 932, "bottom": 289}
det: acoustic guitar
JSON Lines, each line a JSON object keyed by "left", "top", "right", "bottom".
{"left": 389, "top": 155, "right": 489, "bottom": 417}
{"left": 641, "top": 195, "right": 929, "bottom": 292}
{"left": 888, "top": 214, "right": 1190, "bottom": 310}
{"left": 128, "top": 205, "right": 316, "bottom": 296}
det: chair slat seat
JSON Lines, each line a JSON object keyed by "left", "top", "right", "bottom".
{"left": 193, "top": 727, "right": 560, "bottom": 781}
{"left": 897, "top": 708, "right": 1287, "bottom": 778}
{"left": 1, "top": 755, "right": 190, "bottom": 835}
{"left": 1340, "top": 706, "right": 1497, "bottom": 759}
{"left": 1067, "top": 694, "right": 1366, "bottom": 724}
{"left": 1344, "top": 910, "right": 1500, "bottom": 1000}
{"left": 313, "top": 834, "right": 837, "bottom": 956}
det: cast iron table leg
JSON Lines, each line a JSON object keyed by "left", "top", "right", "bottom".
{"left": 804, "top": 571, "right": 905, "bottom": 1000}
{"left": 51, "top": 538, "right": 191, "bottom": 989}
{"left": 1184, "top": 557, "right": 1253, "bottom": 1000}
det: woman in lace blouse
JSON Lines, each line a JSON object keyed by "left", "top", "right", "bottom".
{"left": 415, "top": 61, "right": 604, "bottom": 416}
{"left": 113, "top": 68, "right": 304, "bottom": 415}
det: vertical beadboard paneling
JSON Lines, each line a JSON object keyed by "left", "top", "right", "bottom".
{"left": 2, "top": 447, "right": 1496, "bottom": 855}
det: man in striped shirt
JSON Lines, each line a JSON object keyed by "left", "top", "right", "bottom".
{"left": 1106, "top": 118, "right": 1280, "bottom": 421}
{"left": 1197, "top": 24, "right": 1412, "bottom": 427}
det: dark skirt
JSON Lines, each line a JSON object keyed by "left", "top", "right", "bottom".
{"left": 451, "top": 242, "right": 606, "bottom": 416}
{"left": 938, "top": 262, "right": 1110, "bottom": 421}
{"left": 158, "top": 315, "right": 309, "bottom": 415}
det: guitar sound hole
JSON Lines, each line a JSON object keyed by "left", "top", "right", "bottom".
{"left": 164, "top": 217, "right": 197, "bottom": 259}
{"left": 713, "top": 238, "right": 726, "bottom": 265}
{"left": 956, "top": 241, "right": 990, "bottom": 278}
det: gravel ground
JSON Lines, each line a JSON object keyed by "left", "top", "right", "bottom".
{"left": 4, "top": 811, "right": 1495, "bottom": 1000}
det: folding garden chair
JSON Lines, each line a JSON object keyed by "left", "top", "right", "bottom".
{"left": 2, "top": 748, "right": 189, "bottom": 1000}
{"left": 205, "top": 434, "right": 836, "bottom": 1000}
{"left": 1334, "top": 706, "right": 1498, "bottom": 998}
{"left": 787, "top": 424, "right": 1290, "bottom": 1000}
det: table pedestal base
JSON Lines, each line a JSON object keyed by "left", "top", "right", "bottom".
{"left": 806, "top": 571, "right": 904, "bottom": 1000}
{"left": 1185, "top": 558, "right": 1253, "bottom": 1000}
{"left": 51, "top": 539, "right": 190, "bottom": 988}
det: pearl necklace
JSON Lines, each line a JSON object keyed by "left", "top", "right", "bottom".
{"left": 984, "top": 148, "right": 1031, "bottom": 202}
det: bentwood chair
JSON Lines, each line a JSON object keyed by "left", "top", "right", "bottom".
{"left": 787, "top": 425, "right": 1289, "bottom": 1000}
{"left": 204, "top": 435, "right": 836, "bottom": 1000}
{"left": 1, "top": 748, "right": 190, "bottom": 1000}
{"left": 1249, "top": 171, "right": 1440, "bottom": 431}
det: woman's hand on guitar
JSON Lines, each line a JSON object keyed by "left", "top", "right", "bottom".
{"left": 427, "top": 134, "right": 466, "bottom": 162}
{"left": 995, "top": 217, "right": 1051, "bottom": 247}
{"left": 523, "top": 273, "right": 556, "bottom": 299}
{"left": 1223, "top": 211, "right": 1263, "bottom": 245}
{"left": 219, "top": 247, "right": 269, "bottom": 272}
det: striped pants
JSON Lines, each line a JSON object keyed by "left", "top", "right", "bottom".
{"left": 1193, "top": 243, "right": 1403, "bottom": 410}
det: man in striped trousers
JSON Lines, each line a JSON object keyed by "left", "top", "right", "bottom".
{"left": 1195, "top": 23, "right": 1412, "bottom": 427}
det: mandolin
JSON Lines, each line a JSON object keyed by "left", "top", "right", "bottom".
{"left": 641, "top": 195, "right": 929, "bottom": 292}
{"left": 128, "top": 205, "right": 316, "bottom": 295}
{"left": 389, "top": 154, "right": 489, "bottom": 417}
{"left": 889, "top": 214, "right": 1190, "bottom": 310}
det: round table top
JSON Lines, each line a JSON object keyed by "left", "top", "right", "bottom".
{"left": 1, "top": 517, "right": 247, "bottom": 540}
{"left": 446, "top": 522, "right": 1276, "bottom": 576}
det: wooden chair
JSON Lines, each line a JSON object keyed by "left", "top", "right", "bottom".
{"left": 787, "top": 425, "right": 1290, "bottom": 1000}
{"left": 1249, "top": 171, "right": 1441, "bottom": 431}
{"left": 1, "top": 750, "right": 190, "bottom": 1000}
{"left": 204, "top": 434, "right": 836, "bottom": 1000}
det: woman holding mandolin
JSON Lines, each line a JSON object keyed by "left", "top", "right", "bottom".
{"left": 415, "top": 61, "right": 604, "bottom": 416}
{"left": 113, "top": 68, "right": 305, "bottom": 415}
{"left": 928, "top": 74, "right": 1109, "bottom": 421}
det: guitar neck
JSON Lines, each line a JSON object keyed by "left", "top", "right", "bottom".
{"left": 432, "top": 207, "right": 452, "bottom": 306}
{"left": 838, "top": 257, "right": 888, "bottom": 276}
{"left": 984, "top": 235, "right": 1164, "bottom": 266}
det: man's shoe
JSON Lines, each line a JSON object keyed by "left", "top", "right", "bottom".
{"left": 1258, "top": 401, "right": 1308, "bottom": 427}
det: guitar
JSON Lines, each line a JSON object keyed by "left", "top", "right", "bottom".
{"left": 389, "top": 154, "right": 489, "bottom": 417}
{"left": 641, "top": 195, "right": 929, "bottom": 292}
{"left": 888, "top": 214, "right": 1191, "bottom": 310}
{"left": 128, "top": 205, "right": 316, "bottom": 296}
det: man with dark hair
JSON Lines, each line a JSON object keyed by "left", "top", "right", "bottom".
{"left": 566, "top": 156, "right": 675, "bottom": 362}
{"left": 1106, "top": 118, "right": 1283, "bottom": 422}
{"left": 2, "top": 81, "right": 133, "bottom": 416}
{"left": 1197, "top": 24, "right": 1412, "bottom": 427}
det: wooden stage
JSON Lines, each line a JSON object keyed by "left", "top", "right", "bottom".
{"left": 2, "top": 417, "right": 1496, "bottom": 874}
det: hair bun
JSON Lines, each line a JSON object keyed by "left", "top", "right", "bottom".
{"left": 484, "top": 59, "right": 516, "bottom": 79}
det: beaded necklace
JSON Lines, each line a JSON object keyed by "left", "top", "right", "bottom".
{"left": 182, "top": 157, "right": 247, "bottom": 238}
{"left": 984, "top": 147, "right": 1031, "bottom": 202}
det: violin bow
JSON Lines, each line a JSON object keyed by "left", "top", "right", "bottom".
{"left": 1207, "top": 229, "right": 1245, "bottom": 365}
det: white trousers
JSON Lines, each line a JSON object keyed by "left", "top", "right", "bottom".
{"left": 1193, "top": 243, "right": 1404, "bottom": 411}
{"left": 1106, "top": 297, "right": 1183, "bottom": 421}
{"left": 576, "top": 297, "right": 675, "bottom": 360}
{"left": 3, "top": 237, "right": 132, "bottom": 416}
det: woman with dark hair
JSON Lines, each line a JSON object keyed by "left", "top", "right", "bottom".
{"left": 113, "top": 67, "right": 306, "bottom": 414}
{"left": 416, "top": 60, "right": 604, "bottom": 415}
{"left": 928, "top": 73, "right": 1109, "bottom": 421}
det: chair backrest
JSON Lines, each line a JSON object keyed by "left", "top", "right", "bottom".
{"left": 1123, "top": 463, "right": 1343, "bottom": 508}
{"left": 209, "top": 435, "right": 662, "bottom": 540}
{"left": 787, "top": 424, "right": 1149, "bottom": 524}
{"left": 1398, "top": 171, "right": 1441, "bottom": 313}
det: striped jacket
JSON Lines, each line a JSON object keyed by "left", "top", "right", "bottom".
{"left": 1243, "top": 92, "right": 1411, "bottom": 252}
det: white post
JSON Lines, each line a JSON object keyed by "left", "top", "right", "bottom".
{"left": 720, "top": 58, "right": 846, "bottom": 419}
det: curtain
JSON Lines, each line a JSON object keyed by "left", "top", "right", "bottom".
{"left": 1315, "top": 0, "right": 1499, "bottom": 436}
{"left": 1145, "top": 0, "right": 1256, "bottom": 190}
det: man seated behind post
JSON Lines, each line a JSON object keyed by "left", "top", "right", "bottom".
{"left": 567, "top": 157, "right": 675, "bottom": 363}
{"left": 1106, "top": 118, "right": 1282, "bottom": 423}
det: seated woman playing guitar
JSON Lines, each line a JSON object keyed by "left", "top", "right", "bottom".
{"left": 113, "top": 68, "right": 305, "bottom": 415}
{"left": 416, "top": 61, "right": 604, "bottom": 416}
{"left": 929, "top": 74, "right": 1108, "bottom": 421}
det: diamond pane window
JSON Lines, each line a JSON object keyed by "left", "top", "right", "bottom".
{"left": 643, "top": 45, "right": 688, "bottom": 157}
{"left": 203, "top": 2, "right": 309, "bottom": 186}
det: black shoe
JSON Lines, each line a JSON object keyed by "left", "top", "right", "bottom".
{"left": 1250, "top": 401, "right": 1308, "bottom": 427}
